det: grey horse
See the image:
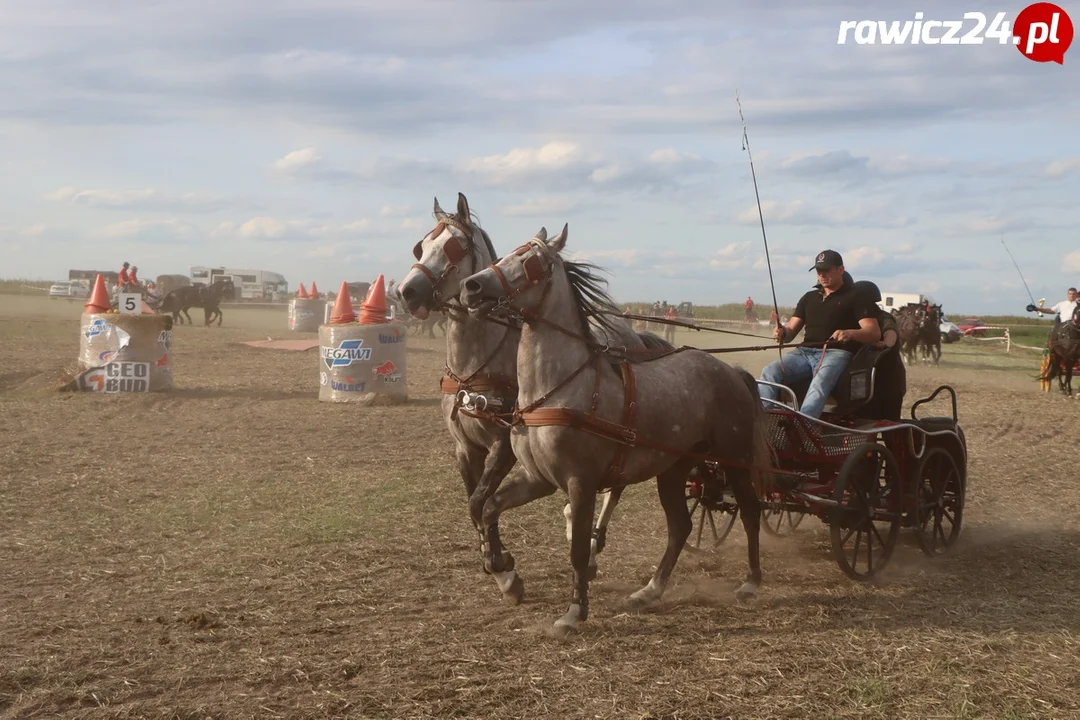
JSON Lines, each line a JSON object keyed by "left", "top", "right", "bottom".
{"left": 461, "top": 225, "right": 773, "bottom": 637}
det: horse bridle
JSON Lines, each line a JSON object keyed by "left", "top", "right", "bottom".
{"left": 410, "top": 217, "right": 477, "bottom": 310}
{"left": 487, "top": 238, "right": 553, "bottom": 316}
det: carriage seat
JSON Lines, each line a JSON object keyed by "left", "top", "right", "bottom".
{"left": 786, "top": 344, "right": 886, "bottom": 419}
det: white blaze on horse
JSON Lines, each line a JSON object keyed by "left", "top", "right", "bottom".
{"left": 460, "top": 224, "right": 773, "bottom": 637}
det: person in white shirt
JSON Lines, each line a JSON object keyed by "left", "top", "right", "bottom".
{"left": 1029, "top": 287, "right": 1077, "bottom": 330}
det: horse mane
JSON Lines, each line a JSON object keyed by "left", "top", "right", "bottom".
{"left": 562, "top": 259, "right": 622, "bottom": 339}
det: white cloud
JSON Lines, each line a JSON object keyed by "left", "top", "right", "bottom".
{"left": 735, "top": 199, "right": 911, "bottom": 229}
{"left": 842, "top": 246, "right": 886, "bottom": 269}
{"left": 461, "top": 141, "right": 596, "bottom": 178}
{"left": 1044, "top": 157, "right": 1080, "bottom": 178}
{"left": 271, "top": 147, "right": 323, "bottom": 174}
{"left": 1065, "top": 251, "right": 1080, "bottom": 273}
{"left": 566, "top": 248, "right": 640, "bottom": 268}
{"left": 379, "top": 205, "right": 411, "bottom": 217}
{"left": 93, "top": 218, "right": 205, "bottom": 242}
{"left": 500, "top": 196, "right": 579, "bottom": 217}
{"left": 708, "top": 242, "right": 753, "bottom": 269}
{"left": 43, "top": 186, "right": 227, "bottom": 213}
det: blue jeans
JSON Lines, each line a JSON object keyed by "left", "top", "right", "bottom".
{"left": 758, "top": 347, "right": 853, "bottom": 418}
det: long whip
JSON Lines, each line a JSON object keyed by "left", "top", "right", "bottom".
{"left": 736, "top": 90, "right": 784, "bottom": 372}
{"left": 1001, "top": 234, "right": 1037, "bottom": 307}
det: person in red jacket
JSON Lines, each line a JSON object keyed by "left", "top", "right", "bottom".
{"left": 129, "top": 265, "right": 140, "bottom": 287}
{"left": 117, "top": 262, "right": 132, "bottom": 292}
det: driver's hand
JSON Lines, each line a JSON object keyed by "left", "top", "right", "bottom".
{"left": 831, "top": 329, "right": 852, "bottom": 342}
{"left": 773, "top": 325, "right": 784, "bottom": 343}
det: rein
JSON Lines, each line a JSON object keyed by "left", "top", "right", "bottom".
{"left": 468, "top": 239, "right": 788, "bottom": 486}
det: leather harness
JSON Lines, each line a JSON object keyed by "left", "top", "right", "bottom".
{"left": 477, "top": 239, "right": 719, "bottom": 489}
{"left": 413, "top": 217, "right": 522, "bottom": 423}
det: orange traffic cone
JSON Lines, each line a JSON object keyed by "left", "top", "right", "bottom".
{"left": 297, "top": 283, "right": 309, "bottom": 299}
{"left": 85, "top": 273, "right": 111, "bottom": 313}
{"left": 358, "top": 274, "right": 388, "bottom": 325}
{"left": 328, "top": 281, "right": 356, "bottom": 324}
{"left": 310, "top": 281, "right": 319, "bottom": 299}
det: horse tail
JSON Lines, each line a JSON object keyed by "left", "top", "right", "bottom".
{"left": 737, "top": 368, "right": 776, "bottom": 497}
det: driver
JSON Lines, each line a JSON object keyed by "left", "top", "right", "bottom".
{"left": 757, "top": 250, "right": 880, "bottom": 418}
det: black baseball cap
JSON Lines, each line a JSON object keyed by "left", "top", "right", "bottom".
{"left": 810, "top": 249, "right": 844, "bottom": 271}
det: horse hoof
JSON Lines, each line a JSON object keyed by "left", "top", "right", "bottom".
{"left": 547, "top": 622, "right": 576, "bottom": 640}
{"left": 502, "top": 574, "right": 525, "bottom": 605}
{"left": 735, "top": 582, "right": 759, "bottom": 603}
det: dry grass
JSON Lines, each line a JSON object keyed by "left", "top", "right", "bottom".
{"left": 1, "top": 295, "right": 1078, "bottom": 720}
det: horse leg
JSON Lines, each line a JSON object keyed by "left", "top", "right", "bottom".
{"left": 216, "top": 307, "right": 223, "bottom": 327}
{"left": 182, "top": 308, "right": 192, "bottom": 325}
{"left": 588, "top": 487, "right": 623, "bottom": 579}
{"left": 729, "top": 467, "right": 763, "bottom": 601}
{"left": 469, "top": 439, "right": 518, "bottom": 581}
{"left": 627, "top": 463, "right": 694, "bottom": 610}
{"left": 456, "top": 442, "right": 486, "bottom": 500}
{"left": 553, "top": 476, "right": 598, "bottom": 636}
{"left": 481, "top": 469, "right": 557, "bottom": 604}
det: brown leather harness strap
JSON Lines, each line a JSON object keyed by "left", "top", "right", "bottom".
{"left": 515, "top": 358, "right": 639, "bottom": 489}
{"left": 440, "top": 373, "right": 516, "bottom": 396}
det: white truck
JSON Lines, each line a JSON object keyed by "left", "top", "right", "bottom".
{"left": 878, "top": 291, "right": 927, "bottom": 314}
{"left": 190, "top": 266, "right": 289, "bottom": 302}
{"left": 878, "top": 291, "right": 962, "bottom": 343}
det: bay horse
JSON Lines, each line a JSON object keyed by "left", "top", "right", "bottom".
{"left": 460, "top": 225, "right": 771, "bottom": 636}
{"left": 159, "top": 278, "right": 236, "bottom": 327}
{"left": 1042, "top": 305, "right": 1080, "bottom": 395}
{"left": 918, "top": 305, "right": 942, "bottom": 365}
{"left": 397, "top": 193, "right": 671, "bottom": 603}
{"left": 896, "top": 305, "right": 937, "bottom": 365}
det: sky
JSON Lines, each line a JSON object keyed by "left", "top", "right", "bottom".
{"left": 1, "top": 0, "right": 1077, "bottom": 316}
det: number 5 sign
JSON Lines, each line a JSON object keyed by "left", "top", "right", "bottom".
{"left": 118, "top": 293, "right": 141, "bottom": 315}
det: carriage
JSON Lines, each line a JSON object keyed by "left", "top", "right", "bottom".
{"left": 685, "top": 345, "right": 967, "bottom": 580}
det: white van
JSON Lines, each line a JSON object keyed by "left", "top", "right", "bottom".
{"left": 878, "top": 292, "right": 926, "bottom": 314}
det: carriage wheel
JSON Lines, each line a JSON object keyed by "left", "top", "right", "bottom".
{"left": 684, "top": 472, "right": 739, "bottom": 553}
{"left": 761, "top": 491, "right": 805, "bottom": 537}
{"left": 912, "top": 447, "right": 964, "bottom": 557}
{"left": 830, "top": 442, "right": 902, "bottom": 581}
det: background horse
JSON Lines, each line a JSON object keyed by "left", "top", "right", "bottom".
{"left": 397, "top": 193, "right": 671, "bottom": 603}
{"left": 1042, "top": 305, "right": 1080, "bottom": 395}
{"left": 918, "top": 305, "right": 942, "bottom": 365}
{"left": 896, "top": 305, "right": 938, "bottom": 365}
{"left": 159, "top": 278, "right": 235, "bottom": 327}
{"left": 461, "top": 224, "right": 771, "bottom": 636}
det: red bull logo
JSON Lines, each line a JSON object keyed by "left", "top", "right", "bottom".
{"left": 373, "top": 360, "right": 402, "bottom": 383}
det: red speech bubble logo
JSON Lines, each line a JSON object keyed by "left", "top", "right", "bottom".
{"left": 1013, "top": 2, "right": 1074, "bottom": 64}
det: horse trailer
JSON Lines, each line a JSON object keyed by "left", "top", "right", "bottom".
{"left": 878, "top": 291, "right": 931, "bottom": 314}
{"left": 190, "top": 266, "right": 288, "bottom": 302}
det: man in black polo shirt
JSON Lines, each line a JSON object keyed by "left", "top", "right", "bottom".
{"left": 757, "top": 250, "right": 880, "bottom": 418}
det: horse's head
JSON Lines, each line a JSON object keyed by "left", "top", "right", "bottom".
{"left": 461, "top": 225, "right": 563, "bottom": 318}
{"left": 398, "top": 192, "right": 496, "bottom": 319}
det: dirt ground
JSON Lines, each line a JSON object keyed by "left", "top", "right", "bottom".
{"left": 1, "top": 295, "right": 1078, "bottom": 720}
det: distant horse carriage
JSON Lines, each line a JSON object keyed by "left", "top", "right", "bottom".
{"left": 158, "top": 278, "right": 236, "bottom": 327}
{"left": 896, "top": 303, "right": 942, "bottom": 365}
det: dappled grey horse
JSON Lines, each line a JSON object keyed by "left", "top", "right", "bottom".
{"left": 461, "top": 225, "right": 773, "bottom": 636}
{"left": 396, "top": 193, "right": 671, "bottom": 602}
